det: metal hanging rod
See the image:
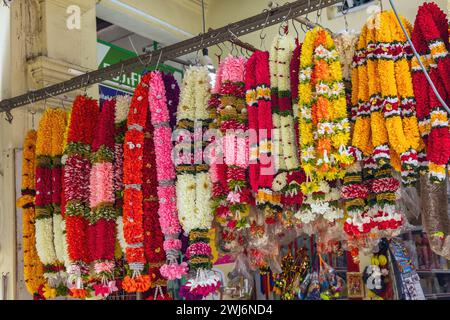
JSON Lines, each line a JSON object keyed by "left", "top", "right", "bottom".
{"left": 0, "top": 0, "right": 340, "bottom": 121}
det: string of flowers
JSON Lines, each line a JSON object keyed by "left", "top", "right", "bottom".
{"left": 17, "top": 130, "right": 46, "bottom": 298}
{"left": 246, "top": 50, "right": 280, "bottom": 220}
{"left": 148, "top": 71, "right": 187, "bottom": 281}
{"left": 50, "top": 109, "right": 68, "bottom": 286}
{"left": 35, "top": 109, "right": 66, "bottom": 289}
{"left": 175, "top": 66, "right": 218, "bottom": 299}
{"left": 411, "top": 2, "right": 450, "bottom": 182}
{"left": 270, "top": 35, "right": 303, "bottom": 210}
{"left": 213, "top": 55, "right": 251, "bottom": 253}
{"left": 142, "top": 96, "right": 165, "bottom": 290}
{"left": 375, "top": 11, "right": 420, "bottom": 185}
{"left": 64, "top": 96, "right": 100, "bottom": 295}
{"left": 114, "top": 95, "right": 131, "bottom": 257}
{"left": 123, "top": 72, "right": 154, "bottom": 292}
{"left": 298, "top": 27, "right": 353, "bottom": 193}
{"left": 88, "top": 99, "right": 118, "bottom": 298}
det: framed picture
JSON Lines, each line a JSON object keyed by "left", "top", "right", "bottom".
{"left": 347, "top": 272, "right": 364, "bottom": 298}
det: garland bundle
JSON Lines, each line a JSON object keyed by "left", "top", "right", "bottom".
{"left": 175, "top": 66, "right": 214, "bottom": 270}
{"left": 88, "top": 99, "right": 118, "bottom": 297}
{"left": 298, "top": 27, "right": 353, "bottom": 190}
{"left": 35, "top": 109, "right": 67, "bottom": 288}
{"left": 64, "top": 96, "right": 99, "bottom": 292}
{"left": 297, "top": 27, "right": 351, "bottom": 225}
{"left": 212, "top": 56, "right": 251, "bottom": 253}
{"left": 17, "top": 130, "right": 46, "bottom": 297}
{"left": 124, "top": 71, "right": 186, "bottom": 286}
{"left": 245, "top": 50, "right": 278, "bottom": 218}
{"left": 270, "top": 35, "right": 303, "bottom": 209}
{"left": 114, "top": 95, "right": 131, "bottom": 257}
{"left": 411, "top": 2, "right": 450, "bottom": 182}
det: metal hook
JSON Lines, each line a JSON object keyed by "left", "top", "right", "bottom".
{"left": 114, "top": 63, "right": 126, "bottom": 97}
{"left": 291, "top": 18, "right": 299, "bottom": 40}
{"left": 156, "top": 49, "right": 163, "bottom": 70}
{"left": 83, "top": 74, "right": 90, "bottom": 95}
{"left": 29, "top": 109, "right": 36, "bottom": 129}
{"left": 259, "top": 8, "right": 271, "bottom": 50}
{"left": 316, "top": 0, "right": 323, "bottom": 24}
{"left": 278, "top": 6, "right": 292, "bottom": 36}
{"left": 215, "top": 43, "right": 223, "bottom": 60}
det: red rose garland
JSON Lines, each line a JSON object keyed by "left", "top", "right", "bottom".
{"left": 64, "top": 96, "right": 100, "bottom": 292}
{"left": 88, "top": 99, "right": 118, "bottom": 297}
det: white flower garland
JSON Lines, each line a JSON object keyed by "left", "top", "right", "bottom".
{"left": 53, "top": 214, "right": 66, "bottom": 264}
{"left": 176, "top": 66, "right": 213, "bottom": 234}
{"left": 35, "top": 218, "right": 58, "bottom": 265}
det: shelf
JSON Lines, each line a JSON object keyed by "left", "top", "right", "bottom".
{"left": 417, "top": 269, "right": 450, "bottom": 274}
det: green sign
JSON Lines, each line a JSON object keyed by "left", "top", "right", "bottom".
{"left": 97, "top": 39, "right": 182, "bottom": 91}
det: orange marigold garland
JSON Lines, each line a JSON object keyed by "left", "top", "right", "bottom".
{"left": 17, "top": 130, "right": 46, "bottom": 298}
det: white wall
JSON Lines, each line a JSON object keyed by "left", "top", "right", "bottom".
{"left": 0, "top": 4, "right": 10, "bottom": 101}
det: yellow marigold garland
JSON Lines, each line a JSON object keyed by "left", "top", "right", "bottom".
{"left": 298, "top": 27, "right": 353, "bottom": 192}
{"left": 16, "top": 130, "right": 46, "bottom": 296}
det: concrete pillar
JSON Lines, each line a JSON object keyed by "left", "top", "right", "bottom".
{"left": 0, "top": 0, "right": 97, "bottom": 300}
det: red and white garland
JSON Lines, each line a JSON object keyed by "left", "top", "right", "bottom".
{"left": 411, "top": 2, "right": 450, "bottom": 182}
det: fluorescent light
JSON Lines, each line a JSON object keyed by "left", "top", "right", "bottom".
{"left": 107, "top": 0, "right": 193, "bottom": 38}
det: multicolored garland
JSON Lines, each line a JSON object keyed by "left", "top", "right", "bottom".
{"left": 298, "top": 27, "right": 353, "bottom": 189}
{"left": 411, "top": 2, "right": 450, "bottom": 182}
{"left": 64, "top": 96, "right": 100, "bottom": 293}
{"left": 212, "top": 56, "right": 251, "bottom": 253}
{"left": 88, "top": 99, "right": 118, "bottom": 297}
{"left": 17, "top": 130, "right": 46, "bottom": 297}
{"left": 297, "top": 27, "right": 351, "bottom": 226}
{"left": 35, "top": 109, "right": 67, "bottom": 288}
{"left": 124, "top": 71, "right": 186, "bottom": 286}
{"left": 175, "top": 66, "right": 219, "bottom": 298}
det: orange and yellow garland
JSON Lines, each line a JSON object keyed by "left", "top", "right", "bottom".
{"left": 17, "top": 130, "right": 46, "bottom": 297}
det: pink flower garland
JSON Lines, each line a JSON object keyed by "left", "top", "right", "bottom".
{"left": 148, "top": 71, "right": 187, "bottom": 280}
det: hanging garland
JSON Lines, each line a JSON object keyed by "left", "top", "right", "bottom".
{"left": 163, "top": 72, "right": 181, "bottom": 130}
{"left": 212, "top": 56, "right": 251, "bottom": 253}
{"left": 175, "top": 66, "right": 218, "bottom": 298}
{"left": 114, "top": 95, "right": 131, "bottom": 257}
{"left": 88, "top": 99, "right": 118, "bottom": 298}
{"left": 17, "top": 130, "right": 46, "bottom": 298}
{"left": 269, "top": 35, "right": 304, "bottom": 212}
{"left": 411, "top": 2, "right": 450, "bottom": 182}
{"left": 64, "top": 96, "right": 100, "bottom": 295}
{"left": 298, "top": 27, "right": 353, "bottom": 190}
{"left": 35, "top": 109, "right": 67, "bottom": 289}
{"left": 124, "top": 71, "right": 186, "bottom": 286}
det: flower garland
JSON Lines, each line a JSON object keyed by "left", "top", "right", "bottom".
{"left": 298, "top": 27, "right": 353, "bottom": 192}
{"left": 375, "top": 12, "right": 420, "bottom": 185}
{"left": 64, "top": 96, "right": 100, "bottom": 294}
{"left": 88, "top": 98, "right": 118, "bottom": 298}
{"left": 149, "top": 71, "right": 187, "bottom": 280}
{"left": 175, "top": 66, "right": 218, "bottom": 298}
{"left": 50, "top": 109, "right": 68, "bottom": 284}
{"left": 213, "top": 55, "right": 251, "bottom": 253}
{"left": 123, "top": 72, "right": 154, "bottom": 291}
{"left": 124, "top": 71, "right": 186, "bottom": 286}
{"left": 141, "top": 93, "right": 167, "bottom": 290}
{"left": 35, "top": 109, "right": 67, "bottom": 289}
{"left": 163, "top": 72, "right": 181, "bottom": 130}
{"left": 114, "top": 95, "right": 131, "bottom": 257}
{"left": 17, "top": 130, "right": 46, "bottom": 297}
{"left": 411, "top": 2, "right": 450, "bottom": 182}
{"left": 246, "top": 50, "right": 279, "bottom": 218}
{"left": 269, "top": 35, "right": 303, "bottom": 210}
